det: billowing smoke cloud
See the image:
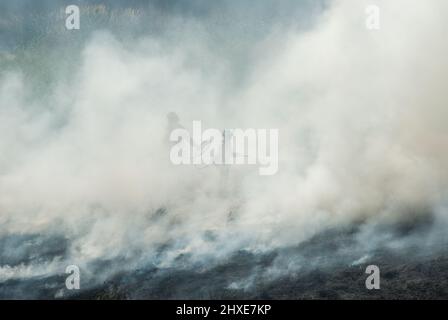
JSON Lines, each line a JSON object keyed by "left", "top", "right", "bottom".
{"left": 1, "top": 0, "right": 448, "bottom": 291}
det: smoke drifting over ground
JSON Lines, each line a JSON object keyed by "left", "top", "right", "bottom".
{"left": 1, "top": 0, "right": 448, "bottom": 298}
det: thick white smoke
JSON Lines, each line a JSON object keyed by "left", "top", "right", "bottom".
{"left": 1, "top": 0, "right": 448, "bottom": 282}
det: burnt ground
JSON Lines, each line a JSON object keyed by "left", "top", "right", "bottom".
{"left": 71, "top": 251, "right": 448, "bottom": 300}
{"left": 74, "top": 221, "right": 448, "bottom": 300}
{"left": 1, "top": 222, "right": 448, "bottom": 300}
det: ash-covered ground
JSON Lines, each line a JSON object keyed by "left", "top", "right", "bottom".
{"left": 2, "top": 217, "right": 448, "bottom": 299}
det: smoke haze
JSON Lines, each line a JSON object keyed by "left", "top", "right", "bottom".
{"left": 1, "top": 0, "right": 448, "bottom": 297}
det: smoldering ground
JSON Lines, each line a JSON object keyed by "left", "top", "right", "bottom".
{"left": 1, "top": 0, "right": 448, "bottom": 299}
